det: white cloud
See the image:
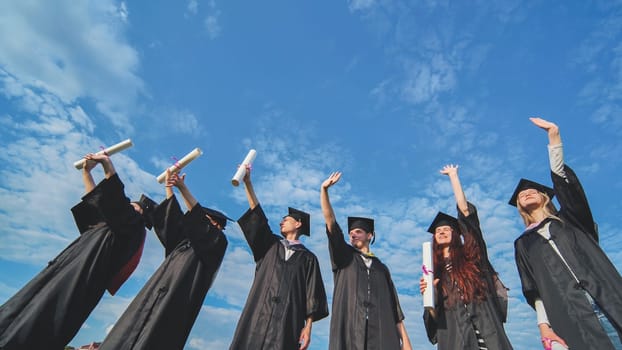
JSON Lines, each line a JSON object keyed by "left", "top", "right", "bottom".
{"left": 187, "top": 0, "right": 198, "bottom": 16}
{"left": 0, "top": 0, "right": 144, "bottom": 131}
{"left": 401, "top": 57, "right": 457, "bottom": 105}
{"left": 205, "top": 14, "right": 222, "bottom": 39}
{"left": 348, "top": 0, "right": 375, "bottom": 12}
{"left": 204, "top": 1, "right": 222, "bottom": 39}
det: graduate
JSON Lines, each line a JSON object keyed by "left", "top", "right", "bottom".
{"left": 320, "top": 172, "right": 412, "bottom": 350}
{"left": 229, "top": 166, "right": 328, "bottom": 350}
{"left": 420, "top": 165, "right": 513, "bottom": 350}
{"left": 511, "top": 117, "right": 622, "bottom": 350}
{"left": 99, "top": 170, "right": 228, "bottom": 350}
{"left": 0, "top": 153, "right": 148, "bottom": 350}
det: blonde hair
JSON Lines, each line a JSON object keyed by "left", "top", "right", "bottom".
{"left": 517, "top": 192, "right": 560, "bottom": 226}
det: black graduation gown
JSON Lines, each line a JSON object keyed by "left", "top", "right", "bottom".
{"left": 423, "top": 202, "right": 513, "bottom": 350}
{"left": 514, "top": 165, "right": 622, "bottom": 350}
{"left": 99, "top": 196, "right": 228, "bottom": 350}
{"left": 229, "top": 204, "right": 328, "bottom": 350}
{"left": 327, "top": 222, "right": 404, "bottom": 350}
{"left": 0, "top": 174, "right": 146, "bottom": 350}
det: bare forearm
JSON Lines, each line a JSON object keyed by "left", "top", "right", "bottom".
{"left": 100, "top": 157, "right": 116, "bottom": 179}
{"left": 320, "top": 188, "right": 336, "bottom": 232}
{"left": 448, "top": 173, "right": 469, "bottom": 216}
{"left": 177, "top": 184, "right": 198, "bottom": 211}
{"left": 165, "top": 185, "right": 174, "bottom": 199}
{"left": 244, "top": 179, "right": 259, "bottom": 209}
{"left": 82, "top": 169, "right": 96, "bottom": 194}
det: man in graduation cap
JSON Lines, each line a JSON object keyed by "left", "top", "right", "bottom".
{"left": 100, "top": 170, "right": 228, "bottom": 350}
{"left": 229, "top": 166, "right": 328, "bottom": 350}
{"left": 511, "top": 117, "right": 622, "bottom": 350}
{"left": 320, "top": 172, "right": 412, "bottom": 350}
{"left": 0, "top": 153, "right": 149, "bottom": 350}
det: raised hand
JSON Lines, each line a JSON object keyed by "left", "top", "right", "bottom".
{"left": 529, "top": 117, "right": 561, "bottom": 145}
{"left": 242, "top": 164, "right": 252, "bottom": 184}
{"left": 321, "top": 172, "right": 342, "bottom": 190}
{"left": 440, "top": 164, "right": 459, "bottom": 177}
{"left": 166, "top": 170, "right": 187, "bottom": 189}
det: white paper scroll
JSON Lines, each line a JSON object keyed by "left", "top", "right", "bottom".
{"left": 231, "top": 149, "right": 257, "bottom": 186}
{"left": 422, "top": 241, "right": 435, "bottom": 309}
{"left": 74, "top": 139, "right": 133, "bottom": 169}
{"left": 156, "top": 148, "right": 203, "bottom": 183}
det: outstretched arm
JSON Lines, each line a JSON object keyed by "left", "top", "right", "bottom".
{"left": 168, "top": 172, "right": 197, "bottom": 211}
{"left": 440, "top": 164, "right": 468, "bottom": 217}
{"left": 242, "top": 165, "right": 259, "bottom": 210}
{"left": 164, "top": 169, "right": 175, "bottom": 199}
{"left": 530, "top": 117, "right": 561, "bottom": 146}
{"left": 320, "top": 172, "right": 342, "bottom": 233}
{"left": 530, "top": 117, "right": 566, "bottom": 178}
{"left": 82, "top": 153, "right": 116, "bottom": 194}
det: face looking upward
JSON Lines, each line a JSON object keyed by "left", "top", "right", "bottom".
{"left": 280, "top": 216, "right": 301, "bottom": 237}
{"left": 349, "top": 228, "right": 372, "bottom": 249}
{"left": 434, "top": 225, "right": 453, "bottom": 245}
{"left": 517, "top": 188, "right": 544, "bottom": 210}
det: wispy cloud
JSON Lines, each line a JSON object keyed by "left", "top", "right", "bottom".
{"left": 0, "top": 0, "right": 144, "bottom": 132}
{"left": 187, "top": 0, "right": 198, "bottom": 16}
{"left": 204, "top": 1, "right": 222, "bottom": 40}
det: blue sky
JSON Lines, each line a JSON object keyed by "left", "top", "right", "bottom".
{"left": 1, "top": 0, "right": 622, "bottom": 349}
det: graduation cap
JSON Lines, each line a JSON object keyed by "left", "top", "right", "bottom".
{"left": 286, "top": 207, "right": 310, "bottom": 236}
{"left": 348, "top": 216, "right": 375, "bottom": 244}
{"left": 136, "top": 194, "right": 158, "bottom": 230}
{"left": 427, "top": 212, "right": 458, "bottom": 234}
{"left": 203, "top": 207, "right": 233, "bottom": 229}
{"left": 508, "top": 178, "right": 555, "bottom": 207}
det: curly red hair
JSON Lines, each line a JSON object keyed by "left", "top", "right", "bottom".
{"left": 432, "top": 224, "right": 487, "bottom": 304}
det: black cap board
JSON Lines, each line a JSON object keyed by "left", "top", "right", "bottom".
{"left": 287, "top": 207, "right": 310, "bottom": 236}
{"left": 137, "top": 194, "right": 158, "bottom": 230}
{"left": 427, "top": 212, "right": 458, "bottom": 234}
{"left": 508, "top": 178, "right": 555, "bottom": 207}
{"left": 203, "top": 207, "right": 232, "bottom": 229}
{"left": 348, "top": 216, "right": 375, "bottom": 244}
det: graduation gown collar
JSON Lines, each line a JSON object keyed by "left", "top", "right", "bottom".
{"left": 280, "top": 239, "right": 306, "bottom": 251}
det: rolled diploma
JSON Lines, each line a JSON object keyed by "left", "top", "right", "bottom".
{"left": 156, "top": 148, "right": 203, "bottom": 183}
{"left": 422, "top": 241, "right": 435, "bottom": 309}
{"left": 231, "top": 149, "right": 257, "bottom": 186}
{"left": 74, "top": 139, "right": 133, "bottom": 169}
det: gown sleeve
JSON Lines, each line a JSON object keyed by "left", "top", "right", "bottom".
{"left": 387, "top": 270, "right": 405, "bottom": 322}
{"left": 237, "top": 204, "right": 279, "bottom": 262}
{"left": 95, "top": 173, "right": 144, "bottom": 236}
{"left": 304, "top": 254, "right": 329, "bottom": 322}
{"left": 551, "top": 165, "right": 598, "bottom": 242}
{"left": 423, "top": 308, "right": 438, "bottom": 344}
{"left": 326, "top": 222, "right": 354, "bottom": 271}
{"left": 152, "top": 196, "right": 186, "bottom": 256}
{"left": 183, "top": 203, "right": 228, "bottom": 268}
{"left": 514, "top": 238, "right": 539, "bottom": 307}
{"left": 457, "top": 202, "right": 492, "bottom": 270}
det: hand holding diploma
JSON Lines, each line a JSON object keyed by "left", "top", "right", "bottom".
{"left": 74, "top": 139, "right": 133, "bottom": 169}
{"left": 156, "top": 148, "right": 203, "bottom": 183}
{"left": 421, "top": 241, "right": 436, "bottom": 309}
{"left": 232, "top": 149, "right": 257, "bottom": 186}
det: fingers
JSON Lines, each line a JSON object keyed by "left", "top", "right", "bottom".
{"left": 439, "top": 164, "right": 459, "bottom": 174}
